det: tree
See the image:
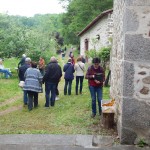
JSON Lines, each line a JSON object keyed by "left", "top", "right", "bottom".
{"left": 59, "top": 0, "right": 113, "bottom": 45}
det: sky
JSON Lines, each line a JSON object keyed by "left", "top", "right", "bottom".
{"left": 0, "top": 0, "right": 66, "bottom": 17}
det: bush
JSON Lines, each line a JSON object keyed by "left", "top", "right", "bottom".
{"left": 27, "top": 49, "right": 56, "bottom": 64}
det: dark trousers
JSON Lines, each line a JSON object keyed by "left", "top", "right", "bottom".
{"left": 64, "top": 79, "right": 72, "bottom": 95}
{"left": 56, "top": 82, "right": 59, "bottom": 96}
{"left": 27, "top": 91, "right": 38, "bottom": 110}
{"left": 45, "top": 82, "right": 56, "bottom": 107}
{"left": 75, "top": 76, "right": 84, "bottom": 94}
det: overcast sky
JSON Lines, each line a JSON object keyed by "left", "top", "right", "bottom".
{"left": 0, "top": 0, "right": 66, "bottom": 17}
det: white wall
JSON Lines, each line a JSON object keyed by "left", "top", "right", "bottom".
{"left": 80, "top": 14, "right": 113, "bottom": 56}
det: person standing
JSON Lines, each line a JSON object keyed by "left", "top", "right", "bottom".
{"left": 63, "top": 58, "right": 75, "bottom": 95}
{"left": 18, "top": 54, "right": 26, "bottom": 68}
{"left": 23, "top": 61, "right": 43, "bottom": 111}
{"left": 38, "top": 57, "right": 45, "bottom": 76}
{"left": 85, "top": 57, "right": 105, "bottom": 118}
{"left": 18, "top": 57, "right": 31, "bottom": 106}
{"left": 43, "top": 56, "right": 62, "bottom": 108}
{"left": 80, "top": 55, "right": 86, "bottom": 63}
{"left": 55, "top": 59, "right": 61, "bottom": 101}
{"left": 70, "top": 53, "right": 75, "bottom": 65}
{"left": 74, "top": 57, "right": 85, "bottom": 95}
{"left": 0, "top": 59, "right": 12, "bottom": 79}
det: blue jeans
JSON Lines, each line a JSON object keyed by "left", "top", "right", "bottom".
{"left": 0, "top": 69, "right": 12, "bottom": 78}
{"left": 45, "top": 82, "right": 56, "bottom": 107}
{"left": 75, "top": 76, "right": 84, "bottom": 94}
{"left": 89, "top": 86, "right": 102, "bottom": 115}
{"left": 23, "top": 90, "right": 28, "bottom": 104}
{"left": 64, "top": 79, "right": 72, "bottom": 95}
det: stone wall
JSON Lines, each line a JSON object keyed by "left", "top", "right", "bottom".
{"left": 111, "top": 0, "right": 150, "bottom": 145}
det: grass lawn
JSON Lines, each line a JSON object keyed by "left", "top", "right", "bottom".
{"left": 0, "top": 57, "right": 115, "bottom": 136}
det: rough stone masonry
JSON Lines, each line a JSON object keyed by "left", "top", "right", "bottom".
{"left": 110, "top": 0, "right": 150, "bottom": 145}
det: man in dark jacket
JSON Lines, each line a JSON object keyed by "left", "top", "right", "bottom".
{"left": 43, "top": 56, "right": 62, "bottom": 108}
{"left": 18, "top": 54, "right": 26, "bottom": 68}
{"left": 18, "top": 57, "right": 31, "bottom": 106}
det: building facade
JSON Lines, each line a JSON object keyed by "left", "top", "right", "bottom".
{"left": 78, "top": 9, "right": 113, "bottom": 57}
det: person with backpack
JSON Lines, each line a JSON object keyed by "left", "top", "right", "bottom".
{"left": 74, "top": 57, "right": 85, "bottom": 95}
{"left": 85, "top": 57, "right": 105, "bottom": 118}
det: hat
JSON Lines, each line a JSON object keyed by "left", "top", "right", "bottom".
{"left": 22, "top": 54, "right": 26, "bottom": 57}
{"left": 25, "top": 57, "right": 31, "bottom": 62}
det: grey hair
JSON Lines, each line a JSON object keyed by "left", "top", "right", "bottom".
{"left": 25, "top": 57, "right": 31, "bottom": 62}
{"left": 50, "top": 56, "right": 57, "bottom": 62}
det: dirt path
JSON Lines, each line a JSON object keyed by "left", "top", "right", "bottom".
{"left": 0, "top": 95, "right": 22, "bottom": 107}
{"left": 0, "top": 105, "right": 22, "bottom": 116}
{"left": 0, "top": 94, "right": 23, "bottom": 116}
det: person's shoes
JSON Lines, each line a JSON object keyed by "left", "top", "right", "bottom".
{"left": 91, "top": 114, "right": 96, "bottom": 118}
{"left": 45, "top": 104, "right": 49, "bottom": 108}
{"left": 55, "top": 97, "right": 59, "bottom": 100}
{"left": 51, "top": 102, "right": 55, "bottom": 106}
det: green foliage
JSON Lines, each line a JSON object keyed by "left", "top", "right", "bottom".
{"left": 100, "top": 47, "right": 111, "bottom": 62}
{"left": 60, "top": 0, "right": 113, "bottom": 45}
{"left": 0, "top": 0, "right": 113, "bottom": 57}
{"left": 85, "top": 46, "right": 111, "bottom": 70}
{"left": 0, "top": 13, "right": 63, "bottom": 58}
{"left": 138, "top": 139, "right": 148, "bottom": 148}
{"left": 85, "top": 49, "right": 100, "bottom": 59}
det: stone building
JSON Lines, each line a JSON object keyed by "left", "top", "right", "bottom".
{"left": 111, "top": 0, "right": 150, "bottom": 145}
{"left": 78, "top": 9, "right": 113, "bottom": 57}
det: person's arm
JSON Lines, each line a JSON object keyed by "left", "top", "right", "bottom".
{"left": 85, "top": 66, "right": 94, "bottom": 79}
{"left": 72, "top": 65, "right": 75, "bottom": 73}
{"left": 63, "top": 64, "right": 68, "bottom": 72}
{"left": 38, "top": 70, "right": 43, "bottom": 83}
{"left": 74, "top": 64, "right": 77, "bottom": 71}
{"left": 43, "top": 65, "right": 50, "bottom": 83}
{"left": 82, "top": 63, "right": 85, "bottom": 72}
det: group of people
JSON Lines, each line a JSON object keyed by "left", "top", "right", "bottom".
{"left": 18, "top": 53, "right": 105, "bottom": 118}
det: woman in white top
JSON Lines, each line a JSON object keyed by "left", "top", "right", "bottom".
{"left": 74, "top": 57, "right": 85, "bottom": 95}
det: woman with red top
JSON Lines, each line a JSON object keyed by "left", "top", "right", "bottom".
{"left": 38, "top": 57, "right": 45, "bottom": 76}
{"left": 70, "top": 53, "right": 75, "bottom": 65}
{"left": 85, "top": 57, "right": 105, "bottom": 118}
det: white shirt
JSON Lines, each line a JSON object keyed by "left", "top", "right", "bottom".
{"left": 0, "top": 64, "right": 4, "bottom": 69}
{"left": 74, "top": 61, "right": 85, "bottom": 76}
